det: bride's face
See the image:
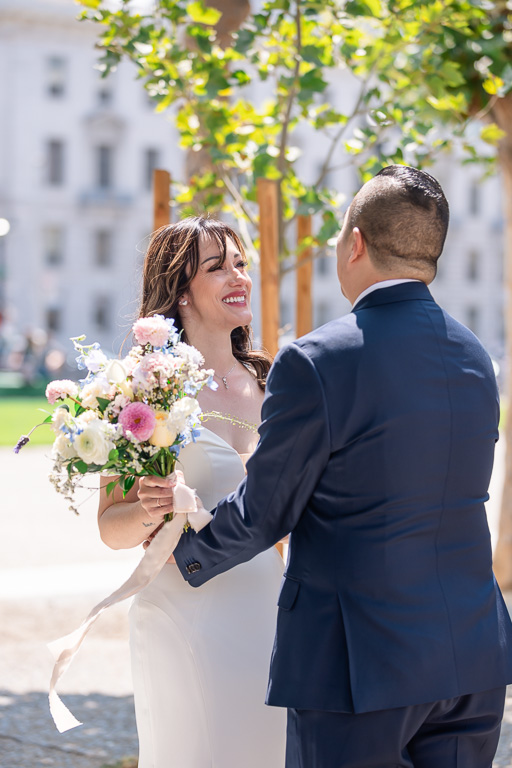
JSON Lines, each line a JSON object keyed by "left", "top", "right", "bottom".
{"left": 183, "top": 234, "right": 253, "bottom": 333}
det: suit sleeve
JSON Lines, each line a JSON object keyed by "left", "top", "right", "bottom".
{"left": 173, "top": 341, "right": 331, "bottom": 586}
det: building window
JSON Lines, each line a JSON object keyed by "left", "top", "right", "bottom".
{"left": 43, "top": 227, "right": 64, "bottom": 265}
{"left": 95, "top": 230, "right": 112, "bottom": 267}
{"left": 46, "top": 307, "right": 61, "bottom": 332}
{"left": 94, "top": 295, "right": 110, "bottom": 331}
{"left": 47, "top": 56, "right": 66, "bottom": 97}
{"left": 144, "top": 149, "right": 159, "bottom": 191}
{"left": 98, "top": 88, "right": 113, "bottom": 107}
{"left": 469, "top": 183, "right": 480, "bottom": 216}
{"left": 467, "top": 306, "right": 479, "bottom": 335}
{"left": 97, "top": 146, "right": 113, "bottom": 188}
{"left": 467, "top": 249, "right": 479, "bottom": 281}
{"left": 47, "top": 140, "right": 64, "bottom": 185}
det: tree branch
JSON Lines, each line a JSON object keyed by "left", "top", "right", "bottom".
{"left": 220, "top": 170, "right": 258, "bottom": 227}
{"left": 277, "top": 2, "right": 302, "bottom": 179}
{"left": 313, "top": 76, "right": 372, "bottom": 189}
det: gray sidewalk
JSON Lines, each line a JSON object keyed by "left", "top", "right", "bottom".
{"left": 1, "top": 442, "right": 511, "bottom": 767}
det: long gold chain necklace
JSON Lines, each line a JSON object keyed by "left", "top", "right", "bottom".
{"left": 201, "top": 411, "right": 259, "bottom": 434}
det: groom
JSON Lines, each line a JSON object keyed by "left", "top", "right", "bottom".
{"left": 174, "top": 166, "right": 512, "bottom": 767}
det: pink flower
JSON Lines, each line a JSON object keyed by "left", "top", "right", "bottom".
{"left": 132, "top": 316, "right": 170, "bottom": 348}
{"left": 45, "top": 379, "right": 78, "bottom": 405}
{"left": 118, "top": 402, "right": 156, "bottom": 442}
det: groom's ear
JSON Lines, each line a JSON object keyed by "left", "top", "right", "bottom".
{"left": 348, "top": 227, "right": 366, "bottom": 263}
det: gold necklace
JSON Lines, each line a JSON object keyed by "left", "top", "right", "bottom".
{"left": 201, "top": 411, "right": 259, "bottom": 434}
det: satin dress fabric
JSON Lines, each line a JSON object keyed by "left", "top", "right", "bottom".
{"left": 129, "top": 427, "right": 286, "bottom": 768}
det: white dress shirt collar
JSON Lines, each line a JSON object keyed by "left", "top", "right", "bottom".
{"left": 352, "top": 279, "right": 422, "bottom": 309}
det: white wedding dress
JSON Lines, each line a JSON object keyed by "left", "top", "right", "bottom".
{"left": 129, "top": 427, "right": 286, "bottom": 768}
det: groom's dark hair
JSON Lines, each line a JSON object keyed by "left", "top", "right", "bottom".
{"left": 347, "top": 165, "right": 449, "bottom": 278}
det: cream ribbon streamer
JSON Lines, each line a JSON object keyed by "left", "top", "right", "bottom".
{"left": 47, "top": 476, "right": 213, "bottom": 733}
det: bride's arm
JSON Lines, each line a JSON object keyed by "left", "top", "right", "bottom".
{"left": 97, "top": 475, "right": 174, "bottom": 550}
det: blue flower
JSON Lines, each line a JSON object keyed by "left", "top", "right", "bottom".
{"left": 191, "top": 427, "right": 202, "bottom": 442}
{"left": 76, "top": 354, "right": 87, "bottom": 371}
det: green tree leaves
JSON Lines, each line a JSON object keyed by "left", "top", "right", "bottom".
{"left": 76, "top": 0, "right": 512, "bottom": 257}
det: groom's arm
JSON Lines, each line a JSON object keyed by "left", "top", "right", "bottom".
{"left": 173, "top": 341, "right": 331, "bottom": 586}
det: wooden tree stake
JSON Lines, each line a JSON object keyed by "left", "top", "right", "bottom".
{"left": 153, "top": 169, "right": 171, "bottom": 231}
{"left": 257, "top": 178, "right": 280, "bottom": 357}
{"left": 296, "top": 215, "right": 313, "bottom": 338}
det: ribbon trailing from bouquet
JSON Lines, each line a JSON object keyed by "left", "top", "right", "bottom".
{"left": 47, "top": 476, "right": 213, "bottom": 733}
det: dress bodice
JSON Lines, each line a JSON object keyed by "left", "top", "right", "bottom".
{"left": 176, "top": 427, "right": 247, "bottom": 511}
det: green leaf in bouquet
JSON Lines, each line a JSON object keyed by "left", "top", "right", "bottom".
{"left": 97, "top": 397, "right": 111, "bottom": 414}
{"left": 121, "top": 475, "right": 137, "bottom": 497}
{"left": 74, "top": 403, "right": 85, "bottom": 417}
{"left": 106, "top": 480, "right": 119, "bottom": 497}
{"left": 75, "top": 460, "right": 89, "bottom": 474}
{"left": 108, "top": 448, "right": 119, "bottom": 461}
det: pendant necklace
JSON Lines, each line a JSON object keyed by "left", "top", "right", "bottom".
{"left": 215, "top": 361, "right": 237, "bottom": 389}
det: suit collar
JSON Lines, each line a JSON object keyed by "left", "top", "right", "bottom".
{"left": 352, "top": 280, "right": 435, "bottom": 312}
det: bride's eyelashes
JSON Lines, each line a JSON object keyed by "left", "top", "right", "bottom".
{"left": 208, "top": 260, "right": 248, "bottom": 273}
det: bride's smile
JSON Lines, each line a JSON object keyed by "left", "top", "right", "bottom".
{"left": 182, "top": 234, "right": 253, "bottom": 332}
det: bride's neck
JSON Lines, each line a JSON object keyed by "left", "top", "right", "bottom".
{"left": 183, "top": 324, "right": 236, "bottom": 374}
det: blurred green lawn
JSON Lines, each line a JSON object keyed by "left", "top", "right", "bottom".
{"left": 0, "top": 397, "right": 54, "bottom": 446}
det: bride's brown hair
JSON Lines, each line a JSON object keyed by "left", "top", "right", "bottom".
{"left": 139, "top": 216, "right": 272, "bottom": 391}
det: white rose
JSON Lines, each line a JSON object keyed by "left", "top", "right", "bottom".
{"left": 73, "top": 421, "right": 115, "bottom": 465}
{"left": 169, "top": 397, "right": 200, "bottom": 432}
{"left": 81, "top": 376, "right": 113, "bottom": 408}
{"left": 52, "top": 432, "right": 77, "bottom": 461}
{"left": 104, "top": 359, "right": 128, "bottom": 385}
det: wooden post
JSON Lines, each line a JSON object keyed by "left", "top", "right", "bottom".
{"left": 296, "top": 215, "right": 313, "bottom": 338}
{"left": 153, "top": 169, "right": 171, "bottom": 231}
{"left": 257, "top": 178, "right": 280, "bottom": 357}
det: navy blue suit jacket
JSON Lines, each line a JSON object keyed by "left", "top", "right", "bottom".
{"left": 174, "top": 281, "right": 512, "bottom": 713}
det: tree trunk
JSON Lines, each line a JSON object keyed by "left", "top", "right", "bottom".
{"left": 488, "top": 93, "right": 512, "bottom": 588}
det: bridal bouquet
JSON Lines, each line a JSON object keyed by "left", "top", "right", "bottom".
{"left": 15, "top": 314, "right": 218, "bottom": 733}
{"left": 15, "top": 315, "right": 216, "bottom": 516}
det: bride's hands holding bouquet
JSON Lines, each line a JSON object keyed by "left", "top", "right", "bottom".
{"left": 138, "top": 474, "right": 176, "bottom": 522}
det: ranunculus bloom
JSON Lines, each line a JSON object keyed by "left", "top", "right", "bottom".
{"left": 73, "top": 421, "right": 114, "bottom": 465}
{"left": 45, "top": 379, "right": 78, "bottom": 405}
{"left": 118, "top": 402, "right": 156, "bottom": 442}
{"left": 132, "top": 316, "right": 170, "bottom": 348}
{"left": 149, "top": 410, "right": 178, "bottom": 448}
{"left": 52, "top": 432, "right": 77, "bottom": 461}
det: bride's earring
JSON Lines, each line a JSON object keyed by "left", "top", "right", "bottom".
{"left": 179, "top": 299, "right": 188, "bottom": 306}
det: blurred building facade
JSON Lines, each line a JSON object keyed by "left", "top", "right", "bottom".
{"left": 0, "top": 0, "right": 506, "bottom": 379}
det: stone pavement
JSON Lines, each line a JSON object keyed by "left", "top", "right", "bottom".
{"left": 0, "top": 442, "right": 511, "bottom": 768}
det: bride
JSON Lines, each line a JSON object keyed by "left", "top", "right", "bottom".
{"left": 97, "top": 217, "right": 286, "bottom": 768}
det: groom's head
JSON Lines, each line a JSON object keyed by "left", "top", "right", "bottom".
{"left": 336, "top": 165, "right": 449, "bottom": 302}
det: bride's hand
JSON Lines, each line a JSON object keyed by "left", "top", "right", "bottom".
{"left": 138, "top": 475, "right": 176, "bottom": 521}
